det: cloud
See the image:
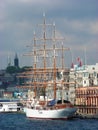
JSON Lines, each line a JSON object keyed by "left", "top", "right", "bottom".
{"left": 89, "top": 21, "right": 98, "bottom": 34}
{"left": 62, "top": 19, "right": 98, "bottom": 35}
{"left": 0, "top": 0, "right": 98, "bottom": 69}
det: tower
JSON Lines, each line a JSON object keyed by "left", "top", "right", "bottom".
{"left": 14, "top": 53, "right": 19, "bottom": 67}
{"left": 7, "top": 54, "right": 11, "bottom": 67}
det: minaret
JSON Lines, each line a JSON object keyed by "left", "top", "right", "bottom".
{"left": 7, "top": 55, "right": 11, "bottom": 67}
{"left": 14, "top": 53, "right": 19, "bottom": 67}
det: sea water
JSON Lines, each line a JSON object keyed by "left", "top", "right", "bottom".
{"left": 0, "top": 113, "right": 98, "bottom": 130}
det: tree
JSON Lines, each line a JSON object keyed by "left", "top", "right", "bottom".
{"left": 6, "top": 66, "right": 20, "bottom": 74}
{"left": 6, "top": 66, "right": 32, "bottom": 74}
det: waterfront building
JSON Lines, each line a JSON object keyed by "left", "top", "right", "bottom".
{"left": 69, "top": 63, "right": 98, "bottom": 117}
{"left": 3, "top": 91, "right": 13, "bottom": 98}
{"left": 75, "top": 87, "right": 98, "bottom": 117}
{"left": 70, "top": 63, "right": 98, "bottom": 87}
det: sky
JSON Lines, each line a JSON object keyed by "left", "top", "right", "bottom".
{"left": 0, "top": 0, "right": 98, "bottom": 69}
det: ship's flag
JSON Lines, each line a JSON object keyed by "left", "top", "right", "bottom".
{"left": 77, "top": 57, "right": 80, "bottom": 62}
{"left": 71, "top": 62, "right": 74, "bottom": 68}
{"left": 77, "top": 57, "right": 82, "bottom": 67}
{"left": 79, "top": 60, "right": 82, "bottom": 67}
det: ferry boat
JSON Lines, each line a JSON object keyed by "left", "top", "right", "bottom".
{"left": 17, "top": 14, "right": 77, "bottom": 120}
{"left": 0, "top": 99, "right": 23, "bottom": 112}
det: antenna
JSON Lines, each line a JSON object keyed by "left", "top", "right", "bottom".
{"left": 84, "top": 46, "right": 87, "bottom": 67}
{"left": 43, "top": 12, "right": 45, "bottom": 17}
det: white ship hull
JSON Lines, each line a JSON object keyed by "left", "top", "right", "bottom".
{"left": 25, "top": 107, "right": 77, "bottom": 119}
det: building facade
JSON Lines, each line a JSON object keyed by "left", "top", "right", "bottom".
{"left": 76, "top": 87, "right": 98, "bottom": 116}
{"left": 69, "top": 63, "right": 98, "bottom": 116}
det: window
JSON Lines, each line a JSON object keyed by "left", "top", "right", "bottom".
{"left": 83, "top": 72, "right": 88, "bottom": 77}
{"left": 92, "top": 67, "right": 95, "bottom": 70}
{"left": 84, "top": 80, "right": 86, "bottom": 84}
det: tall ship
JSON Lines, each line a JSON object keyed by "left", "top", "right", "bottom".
{"left": 17, "top": 14, "right": 77, "bottom": 120}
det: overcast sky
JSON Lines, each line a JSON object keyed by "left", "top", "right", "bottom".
{"left": 0, "top": 0, "right": 98, "bottom": 69}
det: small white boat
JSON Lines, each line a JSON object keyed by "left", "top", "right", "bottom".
{"left": 0, "top": 99, "right": 23, "bottom": 112}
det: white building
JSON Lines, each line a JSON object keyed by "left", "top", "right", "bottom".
{"left": 68, "top": 63, "right": 98, "bottom": 104}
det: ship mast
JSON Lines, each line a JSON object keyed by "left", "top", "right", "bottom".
{"left": 53, "top": 22, "right": 57, "bottom": 99}
{"left": 33, "top": 32, "right": 37, "bottom": 97}
{"left": 16, "top": 14, "right": 71, "bottom": 102}
{"left": 38, "top": 13, "right": 51, "bottom": 99}
{"left": 43, "top": 13, "right": 47, "bottom": 99}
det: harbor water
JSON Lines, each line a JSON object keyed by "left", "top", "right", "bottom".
{"left": 0, "top": 113, "right": 98, "bottom": 130}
